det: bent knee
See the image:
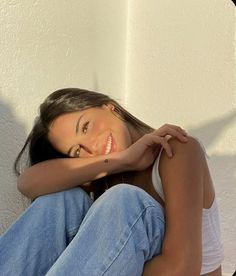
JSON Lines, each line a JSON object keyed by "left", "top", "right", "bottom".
{"left": 100, "top": 184, "right": 158, "bottom": 208}
{"left": 90, "top": 184, "right": 164, "bottom": 222}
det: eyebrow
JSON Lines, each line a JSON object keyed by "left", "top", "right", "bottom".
{"left": 67, "top": 114, "right": 84, "bottom": 156}
{"left": 75, "top": 114, "right": 84, "bottom": 134}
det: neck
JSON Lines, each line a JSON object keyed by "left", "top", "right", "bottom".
{"left": 127, "top": 124, "right": 146, "bottom": 143}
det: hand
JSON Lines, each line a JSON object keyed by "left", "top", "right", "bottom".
{"left": 121, "top": 124, "right": 188, "bottom": 171}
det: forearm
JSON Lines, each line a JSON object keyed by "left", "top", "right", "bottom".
{"left": 17, "top": 151, "right": 129, "bottom": 200}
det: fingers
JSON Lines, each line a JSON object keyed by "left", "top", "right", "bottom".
{"left": 158, "top": 137, "right": 173, "bottom": 157}
{"left": 153, "top": 124, "right": 188, "bottom": 143}
{"left": 147, "top": 134, "right": 173, "bottom": 158}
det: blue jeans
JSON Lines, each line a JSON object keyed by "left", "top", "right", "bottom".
{"left": 0, "top": 184, "right": 165, "bottom": 276}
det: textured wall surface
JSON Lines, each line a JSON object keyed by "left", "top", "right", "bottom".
{"left": 0, "top": 0, "right": 127, "bottom": 241}
{"left": 0, "top": 0, "right": 235, "bottom": 274}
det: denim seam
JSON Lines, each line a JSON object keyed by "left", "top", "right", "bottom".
{"left": 100, "top": 204, "right": 164, "bottom": 275}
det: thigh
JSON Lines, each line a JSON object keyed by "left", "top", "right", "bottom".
{"left": 46, "top": 184, "right": 165, "bottom": 276}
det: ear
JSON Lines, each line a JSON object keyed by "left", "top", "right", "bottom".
{"left": 103, "top": 103, "right": 115, "bottom": 111}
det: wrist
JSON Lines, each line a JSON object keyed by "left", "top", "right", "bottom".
{"left": 114, "top": 150, "right": 133, "bottom": 172}
{"left": 105, "top": 150, "right": 132, "bottom": 175}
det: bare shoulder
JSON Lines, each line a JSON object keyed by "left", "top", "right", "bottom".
{"left": 168, "top": 135, "right": 205, "bottom": 157}
{"left": 158, "top": 135, "right": 207, "bottom": 208}
{"left": 159, "top": 135, "right": 206, "bottom": 173}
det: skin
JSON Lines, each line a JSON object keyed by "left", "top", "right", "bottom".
{"left": 48, "top": 104, "right": 222, "bottom": 276}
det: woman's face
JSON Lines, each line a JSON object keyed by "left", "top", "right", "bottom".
{"left": 48, "top": 104, "right": 139, "bottom": 158}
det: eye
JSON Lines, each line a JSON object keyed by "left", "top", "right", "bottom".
{"left": 73, "top": 121, "right": 89, "bottom": 157}
{"left": 74, "top": 147, "right": 81, "bottom": 157}
{"left": 82, "top": 121, "right": 89, "bottom": 134}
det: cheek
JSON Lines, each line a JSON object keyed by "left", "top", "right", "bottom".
{"left": 92, "top": 121, "right": 106, "bottom": 134}
{"left": 114, "top": 127, "right": 132, "bottom": 151}
{"left": 92, "top": 115, "right": 114, "bottom": 133}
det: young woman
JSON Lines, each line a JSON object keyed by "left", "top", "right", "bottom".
{"left": 0, "top": 88, "right": 223, "bottom": 276}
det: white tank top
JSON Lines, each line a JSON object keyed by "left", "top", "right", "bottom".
{"left": 151, "top": 144, "right": 224, "bottom": 275}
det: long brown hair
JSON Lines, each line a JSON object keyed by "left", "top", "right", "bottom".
{"left": 14, "top": 88, "right": 154, "bottom": 198}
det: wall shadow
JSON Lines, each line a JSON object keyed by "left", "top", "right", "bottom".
{"left": 0, "top": 96, "right": 30, "bottom": 234}
{"left": 187, "top": 110, "right": 236, "bottom": 195}
{"left": 187, "top": 109, "right": 236, "bottom": 273}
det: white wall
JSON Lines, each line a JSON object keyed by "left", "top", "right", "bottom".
{"left": 0, "top": 0, "right": 235, "bottom": 274}
{"left": 0, "top": 0, "right": 127, "bottom": 227}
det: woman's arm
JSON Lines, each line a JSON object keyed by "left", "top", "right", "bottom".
{"left": 17, "top": 125, "right": 188, "bottom": 200}
{"left": 17, "top": 152, "right": 126, "bottom": 200}
{"left": 143, "top": 136, "right": 205, "bottom": 276}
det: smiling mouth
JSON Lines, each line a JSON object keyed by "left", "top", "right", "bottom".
{"left": 104, "top": 134, "right": 113, "bottom": 155}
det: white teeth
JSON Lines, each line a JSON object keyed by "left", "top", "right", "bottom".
{"left": 105, "top": 135, "right": 112, "bottom": 155}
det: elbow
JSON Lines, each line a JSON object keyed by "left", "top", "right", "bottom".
{"left": 17, "top": 175, "right": 26, "bottom": 194}
{"left": 17, "top": 175, "right": 36, "bottom": 200}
